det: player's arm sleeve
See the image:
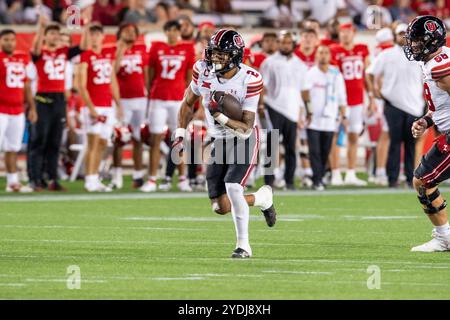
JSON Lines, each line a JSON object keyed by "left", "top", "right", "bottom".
{"left": 190, "top": 61, "right": 201, "bottom": 96}
{"left": 243, "top": 72, "right": 264, "bottom": 112}
{"left": 68, "top": 45, "right": 83, "bottom": 59}
{"left": 431, "top": 61, "right": 450, "bottom": 81}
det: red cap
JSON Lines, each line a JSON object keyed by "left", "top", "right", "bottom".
{"left": 198, "top": 21, "right": 216, "bottom": 31}
{"left": 339, "top": 22, "right": 355, "bottom": 31}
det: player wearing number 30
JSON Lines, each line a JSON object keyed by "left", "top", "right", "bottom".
{"left": 76, "top": 24, "right": 124, "bottom": 192}
{"left": 29, "top": 20, "right": 88, "bottom": 191}
{"left": 406, "top": 16, "right": 450, "bottom": 252}
{"left": 141, "top": 20, "right": 196, "bottom": 192}
{"left": 0, "top": 29, "right": 36, "bottom": 193}
{"left": 174, "top": 29, "right": 277, "bottom": 258}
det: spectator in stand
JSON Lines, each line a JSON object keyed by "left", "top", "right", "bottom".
{"left": 346, "top": 0, "right": 368, "bottom": 27}
{"left": 307, "top": 0, "right": 347, "bottom": 26}
{"left": 23, "top": 0, "right": 52, "bottom": 24}
{"left": 92, "top": 0, "right": 123, "bottom": 26}
{"left": 263, "top": 0, "right": 302, "bottom": 28}
{"left": 389, "top": 0, "right": 416, "bottom": 24}
{"left": 168, "top": 2, "right": 181, "bottom": 20}
{"left": 208, "top": 0, "right": 232, "bottom": 13}
{"left": 6, "top": 0, "right": 24, "bottom": 24}
{"left": 124, "top": 0, "right": 157, "bottom": 25}
{"left": 0, "top": 0, "right": 9, "bottom": 24}
{"left": 153, "top": 1, "right": 170, "bottom": 27}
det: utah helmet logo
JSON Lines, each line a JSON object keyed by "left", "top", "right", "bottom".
{"left": 233, "top": 34, "right": 244, "bottom": 48}
{"left": 425, "top": 20, "right": 437, "bottom": 33}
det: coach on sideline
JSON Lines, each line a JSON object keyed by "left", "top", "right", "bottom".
{"left": 368, "top": 23, "right": 424, "bottom": 188}
{"left": 260, "top": 30, "right": 308, "bottom": 190}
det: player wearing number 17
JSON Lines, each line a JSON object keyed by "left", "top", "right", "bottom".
{"left": 28, "top": 16, "right": 88, "bottom": 192}
{"left": 406, "top": 16, "right": 450, "bottom": 252}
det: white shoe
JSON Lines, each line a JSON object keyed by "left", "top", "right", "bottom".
{"left": 110, "top": 174, "right": 123, "bottom": 189}
{"left": 411, "top": 229, "right": 450, "bottom": 252}
{"left": 373, "top": 175, "right": 388, "bottom": 186}
{"left": 273, "top": 179, "right": 286, "bottom": 189}
{"left": 254, "top": 185, "right": 273, "bottom": 210}
{"left": 96, "top": 181, "right": 113, "bottom": 192}
{"left": 344, "top": 175, "right": 368, "bottom": 186}
{"left": 330, "top": 173, "right": 344, "bottom": 186}
{"left": 302, "top": 176, "right": 313, "bottom": 188}
{"left": 6, "top": 183, "right": 33, "bottom": 193}
{"left": 177, "top": 179, "right": 193, "bottom": 192}
{"left": 158, "top": 178, "right": 172, "bottom": 191}
{"left": 140, "top": 180, "right": 157, "bottom": 192}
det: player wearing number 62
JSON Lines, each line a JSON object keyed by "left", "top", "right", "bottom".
{"left": 174, "top": 29, "right": 278, "bottom": 258}
{"left": 0, "top": 29, "right": 36, "bottom": 193}
{"left": 29, "top": 19, "right": 88, "bottom": 192}
{"left": 406, "top": 16, "right": 450, "bottom": 252}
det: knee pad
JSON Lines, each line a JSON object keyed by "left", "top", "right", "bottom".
{"left": 417, "top": 187, "right": 447, "bottom": 214}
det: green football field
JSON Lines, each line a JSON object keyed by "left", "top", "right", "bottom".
{"left": 2, "top": 178, "right": 450, "bottom": 300}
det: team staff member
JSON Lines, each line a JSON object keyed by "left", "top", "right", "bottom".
{"left": 0, "top": 29, "right": 36, "bottom": 193}
{"left": 28, "top": 16, "right": 87, "bottom": 191}
{"left": 369, "top": 23, "right": 424, "bottom": 188}
{"left": 302, "top": 45, "right": 347, "bottom": 190}
{"left": 260, "top": 30, "right": 308, "bottom": 190}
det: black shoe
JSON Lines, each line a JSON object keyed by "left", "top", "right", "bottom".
{"left": 285, "top": 184, "right": 296, "bottom": 191}
{"left": 48, "top": 180, "right": 67, "bottom": 192}
{"left": 231, "top": 248, "right": 251, "bottom": 259}
{"left": 262, "top": 205, "right": 277, "bottom": 227}
{"left": 133, "top": 178, "right": 144, "bottom": 189}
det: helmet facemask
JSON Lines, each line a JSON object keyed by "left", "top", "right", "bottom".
{"left": 206, "top": 47, "right": 238, "bottom": 74}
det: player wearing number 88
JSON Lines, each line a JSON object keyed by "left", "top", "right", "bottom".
{"left": 0, "top": 29, "right": 36, "bottom": 193}
{"left": 141, "top": 20, "right": 196, "bottom": 193}
{"left": 76, "top": 23, "right": 124, "bottom": 192}
{"left": 405, "top": 16, "right": 450, "bottom": 252}
{"left": 28, "top": 20, "right": 88, "bottom": 192}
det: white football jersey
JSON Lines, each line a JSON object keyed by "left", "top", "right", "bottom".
{"left": 420, "top": 46, "right": 450, "bottom": 133}
{"left": 191, "top": 59, "right": 263, "bottom": 139}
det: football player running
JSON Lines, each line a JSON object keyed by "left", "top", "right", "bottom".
{"left": 407, "top": 16, "right": 450, "bottom": 252}
{"left": 174, "top": 29, "right": 277, "bottom": 258}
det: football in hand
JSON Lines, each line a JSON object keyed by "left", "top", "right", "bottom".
{"left": 213, "top": 91, "right": 243, "bottom": 121}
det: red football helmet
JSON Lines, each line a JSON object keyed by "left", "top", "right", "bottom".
{"left": 140, "top": 123, "right": 151, "bottom": 146}
{"left": 113, "top": 125, "right": 132, "bottom": 147}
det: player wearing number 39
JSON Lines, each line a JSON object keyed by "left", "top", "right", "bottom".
{"left": 0, "top": 29, "right": 36, "bottom": 193}
{"left": 76, "top": 24, "right": 124, "bottom": 192}
{"left": 29, "top": 19, "right": 88, "bottom": 192}
{"left": 406, "top": 16, "right": 450, "bottom": 252}
{"left": 174, "top": 29, "right": 277, "bottom": 258}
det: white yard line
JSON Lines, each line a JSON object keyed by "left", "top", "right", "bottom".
{"left": 3, "top": 187, "right": 448, "bottom": 202}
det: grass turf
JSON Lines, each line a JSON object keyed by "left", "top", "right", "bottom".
{"left": 2, "top": 186, "right": 450, "bottom": 299}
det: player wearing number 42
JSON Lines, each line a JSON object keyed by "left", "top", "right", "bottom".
{"left": 407, "top": 16, "right": 450, "bottom": 252}
{"left": 28, "top": 21, "right": 88, "bottom": 192}
{"left": 174, "top": 29, "right": 277, "bottom": 258}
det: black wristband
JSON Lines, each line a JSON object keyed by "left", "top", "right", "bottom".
{"left": 423, "top": 116, "right": 434, "bottom": 128}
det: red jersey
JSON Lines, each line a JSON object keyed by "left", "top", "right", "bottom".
{"left": 33, "top": 46, "right": 81, "bottom": 93}
{"left": 79, "top": 47, "right": 115, "bottom": 107}
{"left": 0, "top": 51, "right": 30, "bottom": 115}
{"left": 330, "top": 43, "right": 370, "bottom": 106}
{"left": 116, "top": 43, "right": 148, "bottom": 99}
{"left": 320, "top": 38, "right": 339, "bottom": 47}
{"left": 294, "top": 45, "right": 316, "bottom": 69}
{"left": 148, "top": 41, "right": 195, "bottom": 101}
{"left": 252, "top": 52, "right": 268, "bottom": 70}
{"left": 243, "top": 47, "right": 254, "bottom": 65}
